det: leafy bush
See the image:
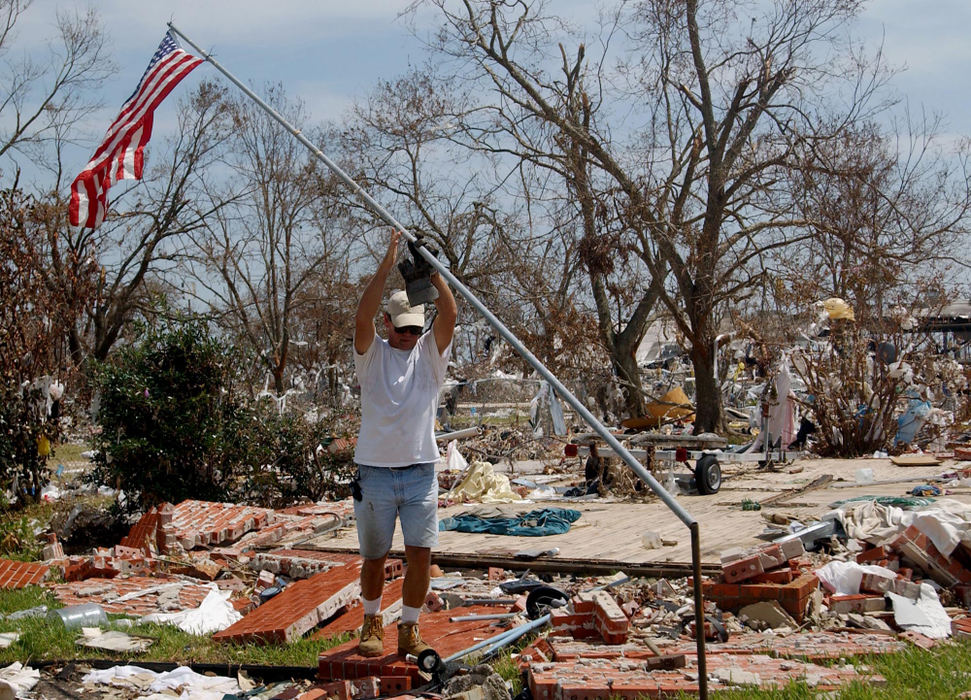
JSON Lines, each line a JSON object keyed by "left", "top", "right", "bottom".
{"left": 234, "top": 407, "right": 356, "bottom": 509}
{"left": 90, "top": 319, "right": 248, "bottom": 508}
{"left": 90, "top": 318, "right": 355, "bottom": 510}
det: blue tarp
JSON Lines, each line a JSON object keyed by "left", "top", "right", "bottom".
{"left": 439, "top": 507, "right": 581, "bottom": 537}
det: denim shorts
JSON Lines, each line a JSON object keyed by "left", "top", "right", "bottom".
{"left": 354, "top": 463, "right": 439, "bottom": 559}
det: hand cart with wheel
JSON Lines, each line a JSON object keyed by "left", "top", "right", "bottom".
{"left": 567, "top": 431, "right": 805, "bottom": 495}
{"left": 567, "top": 431, "right": 729, "bottom": 494}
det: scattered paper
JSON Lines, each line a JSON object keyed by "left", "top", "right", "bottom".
{"left": 78, "top": 629, "right": 154, "bottom": 653}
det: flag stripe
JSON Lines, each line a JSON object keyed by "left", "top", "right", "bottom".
{"left": 82, "top": 53, "right": 201, "bottom": 178}
{"left": 69, "top": 31, "right": 202, "bottom": 228}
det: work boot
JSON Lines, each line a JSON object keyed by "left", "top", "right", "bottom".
{"left": 397, "top": 621, "right": 432, "bottom": 657}
{"left": 357, "top": 614, "right": 385, "bottom": 657}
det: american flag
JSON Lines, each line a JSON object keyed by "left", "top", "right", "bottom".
{"left": 69, "top": 31, "right": 203, "bottom": 229}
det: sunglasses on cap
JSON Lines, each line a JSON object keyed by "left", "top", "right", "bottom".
{"left": 393, "top": 325, "right": 423, "bottom": 336}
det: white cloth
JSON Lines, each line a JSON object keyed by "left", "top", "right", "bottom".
{"left": 354, "top": 333, "right": 451, "bottom": 467}
{"left": 139, "top": 585, "right": 241, "bottom": 635}
{"left": 814, "top": 560, "right": 897, "bottom": 595}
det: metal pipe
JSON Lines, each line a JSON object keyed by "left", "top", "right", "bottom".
{"left": 691, "top": 523, "right": 708, "bottom": 700}
{"left": 443, "top": 614, "right": 550, "bottom": 664}
{"left": 449, "top": 612, "right": 520, "bottom": 622}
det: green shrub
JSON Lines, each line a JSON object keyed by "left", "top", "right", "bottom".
{"left": 234, "top": 407, "right": 356, "bottom": 508}
{"left": 90, "top": 319, "right": 247, "bottom": 509}
{"left": 90, "top": 318, "right": 354, "bottom": 510}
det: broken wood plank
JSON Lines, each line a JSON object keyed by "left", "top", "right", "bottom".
{"left": 759, "top": 474, "right": 833, "bottom": 507}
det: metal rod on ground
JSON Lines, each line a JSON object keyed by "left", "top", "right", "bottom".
{"left": 449, "top": 613, "right": 520, "bottom": 622}
{"left": 167, "top": 23, "right": 708, "bottom": 698}
{"left": 442, "top": 614, "right": 551, "bottom": 664}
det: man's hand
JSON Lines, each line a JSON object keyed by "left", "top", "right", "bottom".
{"left": 398, "top": 235, "right": 439, "bottom": 306}
{"left": 408, "top": 237, "right": 439, "bottom": 276}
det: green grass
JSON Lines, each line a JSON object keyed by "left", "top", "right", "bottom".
{"left": 49, "top": 442, "right": 91, "bottom": 466}
{"left": 5, "top": 583, "right": 971, "bottom": 697}
{"left": 0, "top": 586, "right": 350, "bottom": 667}
{"left": 700, "top": 638, "right": 971, "bottom": 699}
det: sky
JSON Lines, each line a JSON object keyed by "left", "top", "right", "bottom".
{"left": 6, "top": 0, "right": 971, "bottom": 184}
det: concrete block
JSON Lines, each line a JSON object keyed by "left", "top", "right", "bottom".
{"left": 830, "top": 594, "right": 886, "bottom": 614}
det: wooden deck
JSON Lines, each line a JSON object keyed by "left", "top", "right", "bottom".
{"left": 302, "top": 455, "right": 968, "bottom": 575}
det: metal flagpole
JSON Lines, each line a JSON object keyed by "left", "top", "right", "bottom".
{"left": 167, "top": 22, "right": 709, "bottom": 696}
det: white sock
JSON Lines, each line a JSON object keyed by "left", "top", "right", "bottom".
{"left": 401, "top": 604, "right": 421, "bottom": 624}
{"left": 362, "top": 596, "right": 382, "bottom": 616}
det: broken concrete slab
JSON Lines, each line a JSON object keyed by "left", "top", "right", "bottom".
{"left": 738, "top": 601, "right": 798, "bottom": 630}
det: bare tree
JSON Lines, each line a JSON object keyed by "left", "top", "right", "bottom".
{"left": 416, "top": 0, "right": 893, "bottom": 430}
{"left": 0, "top": 1, "right": 114, "bottom": 178}
{"left": 343, "top": 67, "right": 595, "bottom": 376}
{"left": 778, "top": 116, "right": 971, "bottom": 321}
{"left": 189, "top": 84, "right": 356, "bottom": 395}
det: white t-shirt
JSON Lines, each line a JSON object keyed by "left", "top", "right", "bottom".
{"left": 353, "top": 332, "right": 452, "bottom": 467}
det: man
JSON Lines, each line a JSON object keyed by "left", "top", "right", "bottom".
{"left": 352, "top": 229, "right": 457, "bottom": 658}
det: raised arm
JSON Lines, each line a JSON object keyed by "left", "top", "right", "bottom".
{"left": 355, "top": 229, "right": 400, "bottom": 355}
{"left": 431, "top": 269, "right": 457, "bottom": 355}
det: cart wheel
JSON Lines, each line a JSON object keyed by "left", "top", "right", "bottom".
{"left": 525, "top": 585, "right": 570, "bottom": 620}
{"left": 416, "top": 648, "right": 444, "bottom": 674}
{"left": 695, "top": 454, "right": 721, "bottom": 494}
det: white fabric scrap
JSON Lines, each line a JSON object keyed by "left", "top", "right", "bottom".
{"left": 0, "top": 662, "right": 40, "bottom": 696}
{"left": 826, "top": 498, "right": 971, "bottom": 558}
{"left": 139, "top": 585, "right": 241, "bottom": 635}
{"left": 814, "top": 560, "right": 897, "bottom": 596}
{"left": 887, "top": 583, "right": 952, "bottom": 639}
{"left": 82, "top": 665, "right": 241, "bottom": 700}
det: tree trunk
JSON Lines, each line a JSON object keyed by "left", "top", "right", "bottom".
{"left": 611, "top": 345, "right": 645, "bottom": 419}
{"left": 690, "top": 344, "right": 722, "bottom": 432}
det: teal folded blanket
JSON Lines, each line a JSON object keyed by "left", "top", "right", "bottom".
{"left": 439, "top": 507, "right": 581, "bottom": 536}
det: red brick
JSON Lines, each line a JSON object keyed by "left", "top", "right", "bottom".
{"left": 722, "top": 553, "right": 764, "bottom": 583}
{"left": 750, "top": 567, "right": 796, "bottom": 584}
{"left": 703, "top": 573, "right": 817, "bottom": 622}
{"left": 860, "top": 571, "right": 895, "bottom": 594}
{"left": 313, "top": 578, "right": 405, "bottom": 640}
{"left": 214, "top": 561, "right": 361, "bottom": 644}
{"left": 0, "top": 559, "right": 49, "bottom": 589}
{"left": 317, "top": 606, "right": 504, "bottom": 684}
{"left": 756, "top": 544, "right": 787, "bottom": 570}
{"left": 379, "top": 676, "right": 411, "bottom": 695}
{"left": 857, "top": 546, "right": 893, "bottom": 564}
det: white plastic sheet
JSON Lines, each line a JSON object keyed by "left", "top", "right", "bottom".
{"left": 814, "top": 560, "right": 897, "bottom": 596}
{"left": 447, "top": 461, "right": 522, "bottom": 503}
{"left": 887, "top": 583, "right": 952, "bottom": 639}
{"left": 139, "top": 585, "right": 241, "bottom": 635}
{"left": 0, "top": 662, "right": 39, "bottom": 698}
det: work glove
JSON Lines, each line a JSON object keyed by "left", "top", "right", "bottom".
{"left": 398, "top": 236, "right": 440, "bottom": 306}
